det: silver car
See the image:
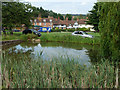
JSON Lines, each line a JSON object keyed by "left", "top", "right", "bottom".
{"left": 72, "top": 31, "right": 93, "bottom": 38}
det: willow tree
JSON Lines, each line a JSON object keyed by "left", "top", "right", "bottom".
{"left": 99, "top": 2, "right": 120, "bottom": 61}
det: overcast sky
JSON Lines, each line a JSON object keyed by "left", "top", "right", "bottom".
{"left": 21, "top": 0, "right": 97, "bottom": 14}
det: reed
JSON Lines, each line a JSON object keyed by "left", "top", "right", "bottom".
{"left": 1, "top": 52, "right": 118, "bottom": 88}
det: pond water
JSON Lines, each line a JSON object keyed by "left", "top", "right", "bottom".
{"left": 2, "top": 42, "right": 101, "bottom": 67}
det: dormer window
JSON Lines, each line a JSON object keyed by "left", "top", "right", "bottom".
{"left": 43, "top": 19, "right": 46, "bottom": 22}
{"left": 50, "top": 19, "right": 52, "bottom": 22}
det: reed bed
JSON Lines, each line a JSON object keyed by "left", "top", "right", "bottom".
{"left": 1, "top": 52, "right": 118, "bottom": 88}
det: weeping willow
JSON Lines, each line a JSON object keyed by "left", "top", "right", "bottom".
{"left": 99, "top": 2, "right": 120, "bottom": 61}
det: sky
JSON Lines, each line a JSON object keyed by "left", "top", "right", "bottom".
{"left": 21, "top": 0, "right": 97, "bottom": 14}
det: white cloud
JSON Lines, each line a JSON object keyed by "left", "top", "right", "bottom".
{"left": 81, "top": 2, "right": 87, "bottom": 5}
{"left": 21, "top": 0, "right": 97, "bottom": 14}
{"left": 21, "top": 0, "right": 97, "bottom": 2}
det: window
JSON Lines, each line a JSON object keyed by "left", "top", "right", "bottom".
{"left": 43, "top": 19, "right": 46, "bottom": 22}
{"left": 39, "top": 22, "right": 41, "bottom": 26}
{"left": 44, "top": 23, "right": 46, "bottom": 26}
{"left": 34, "top": 19, "right": 37, "bottom": 22}
{"left": 50, "top": 19, "right": 52, "bottom": 22}
{"left": 75, "top": 31, "right": 83, "bottom": 35}
{"left": 50, "top": 22, "right": 52, "bottom": 25}
{"left": 79, "top": 32, "right": 83, "bottom": 35}
{"left": 75, "top": 31, "right": 79, "bottom": 34}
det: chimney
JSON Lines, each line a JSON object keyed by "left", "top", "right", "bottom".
{"left": 58, "top": 17, "right": 60, "bottom": 20}
{"left": 63, "top": 16, "right": 65, "bottom": 20}
{"left": 66, "top": 17, "right": 68, "bottom": 21}
{"left": 72, "top": 16, "right": 75, "bottom": 20}
{"left": 77, "top": 18, "right": 79, "bottom": 21}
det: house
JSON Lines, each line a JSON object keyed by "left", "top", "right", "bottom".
{"left": 32, "top": 16, "right": 54, "bottom": 29}
{"left": 32, "top": 15, "right": 95, "bottom": 31}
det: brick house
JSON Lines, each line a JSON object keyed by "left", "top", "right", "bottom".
{"left": 32, "top": 15, "right": 94, "bottom": 30}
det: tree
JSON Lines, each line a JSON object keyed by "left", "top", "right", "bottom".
{"left": 86, "top": 3, "right": 100, "bottom": 32}
{"left": 73, "top": 16, "right": 77, "bottom": 20}
{"left": 99, "top": 2, "right": 120, "bottom": 61}
{"left": 78, "top": 14, "right": 83, "bottom": 19}
{"left": 2, "top": 2, "right": 33, "bottom": 34}
{"left": 65, "top": 14, "right": 72, "bottom": 20}
{"left": 31, "top": 6, "right": 40, "bottom": 17}
{"left": 57, "top": 13, "right": 64, "bottom": 20}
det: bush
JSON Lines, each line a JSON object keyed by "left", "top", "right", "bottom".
{"left": 51, "top": 28, "right": 89, "bottom": 32}
{"left": 20, "top": 34, "right": 38, "bottom": 41}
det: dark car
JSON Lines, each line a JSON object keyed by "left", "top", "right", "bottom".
{"left": 22, "top": 29, "right": 41, "bottom": 37}
{"left": 32, "top": 30, "right": 41, "bottom": 37}
{"left": 22, "top": 29, "right": 32, "bottom": 34}
{"left": 12, "top": 29, "right": 20, "bottom": 32}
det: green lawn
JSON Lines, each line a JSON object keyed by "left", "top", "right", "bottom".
{"left": 39, "top": 32, "right": 100, "bottom": 45}
{"left": 2, "top": 32, "right": 100, "bottom": 45}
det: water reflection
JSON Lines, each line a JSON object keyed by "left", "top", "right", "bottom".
{"left": 3, "top": 42, "right": 101, "bottom": 66}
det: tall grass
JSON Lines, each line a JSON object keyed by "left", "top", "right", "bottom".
{"left": 39, "top": 32, "right": 100, "bottom": 45}
{"left": 2, "top": 33, "right": 38, "bottom": 41}
{"left": 1, "top": 52, "right": 118, "bottom": 88}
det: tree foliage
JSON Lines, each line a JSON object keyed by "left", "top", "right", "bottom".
{"left": 57, "top": 13, "right": 64, "bottom": 20}
{"left": 99, "top": 2, "right": 120, "bottom": 61}
{"left": 2, "top": 2, "right": 33, "bottom": 30}
{"left": 65, "top": 14, "right": 72, "bottom": 20}
{"left": 87, "top": 3, "right": 100, "bottom": 32}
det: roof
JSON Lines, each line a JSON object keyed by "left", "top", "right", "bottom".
{"left": 35, "top": 17, "right": 87, "bottom": 25}
{"left": 78, "top": 19, "right": 87, "bottom": 24}
{"left": 53, "top": 20, "right": 76, "bottom": 26}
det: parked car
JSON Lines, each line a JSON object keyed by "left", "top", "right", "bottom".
{"left": 72, "top": 31, "right": 93, "bottom": 38}
{"left": 12, "top": 29, "right": 20, "bottom": 32}
{"left": 22, "top": 29, "right": 41, "bottom": 37}
{"left": 22, "top": 29, "right": 32, "bottom": 34}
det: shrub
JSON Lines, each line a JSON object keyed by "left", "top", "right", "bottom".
{"left": 51, "top": 28, "right": 89, "bottom": 32}
{"left": 20, "top": 34, "right": 38, "bottom": 41}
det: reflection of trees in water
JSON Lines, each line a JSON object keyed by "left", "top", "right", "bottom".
{"left": 41, "top": 42, "right": 101, "bottom": 65}
{"left": 20, "top": 42, "right": 38, "bottom": 48}
{"left": 3, "top": 42, "right": 101, "bottom": 65}
{"left": 40, "top": 42, "right": 99, "bottom": 51}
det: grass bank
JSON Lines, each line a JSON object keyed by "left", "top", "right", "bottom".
{"left": 2, "top": 32, "right": 100, "bottom": 45}
{"left": 1, "top": 53, "right": 118, "bottom": 88}
{"left": 39, "top": 32, "right": 100, "bottom": 45}
{"left": 2, "top": 32, "right": 38, "bottom": 41}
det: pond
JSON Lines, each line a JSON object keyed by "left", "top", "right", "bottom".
{"left": 2, "top": 42, "right": 101, "bottom": 67}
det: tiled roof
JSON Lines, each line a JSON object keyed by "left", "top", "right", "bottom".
{"left": 35, "top": 17, "right": 87, "bottom": 25}
{"left": 53, "top": 20, "right": 76, "bottom": 26}
{"left": 78, "top": 19, "right": 87, "bottom": 24}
